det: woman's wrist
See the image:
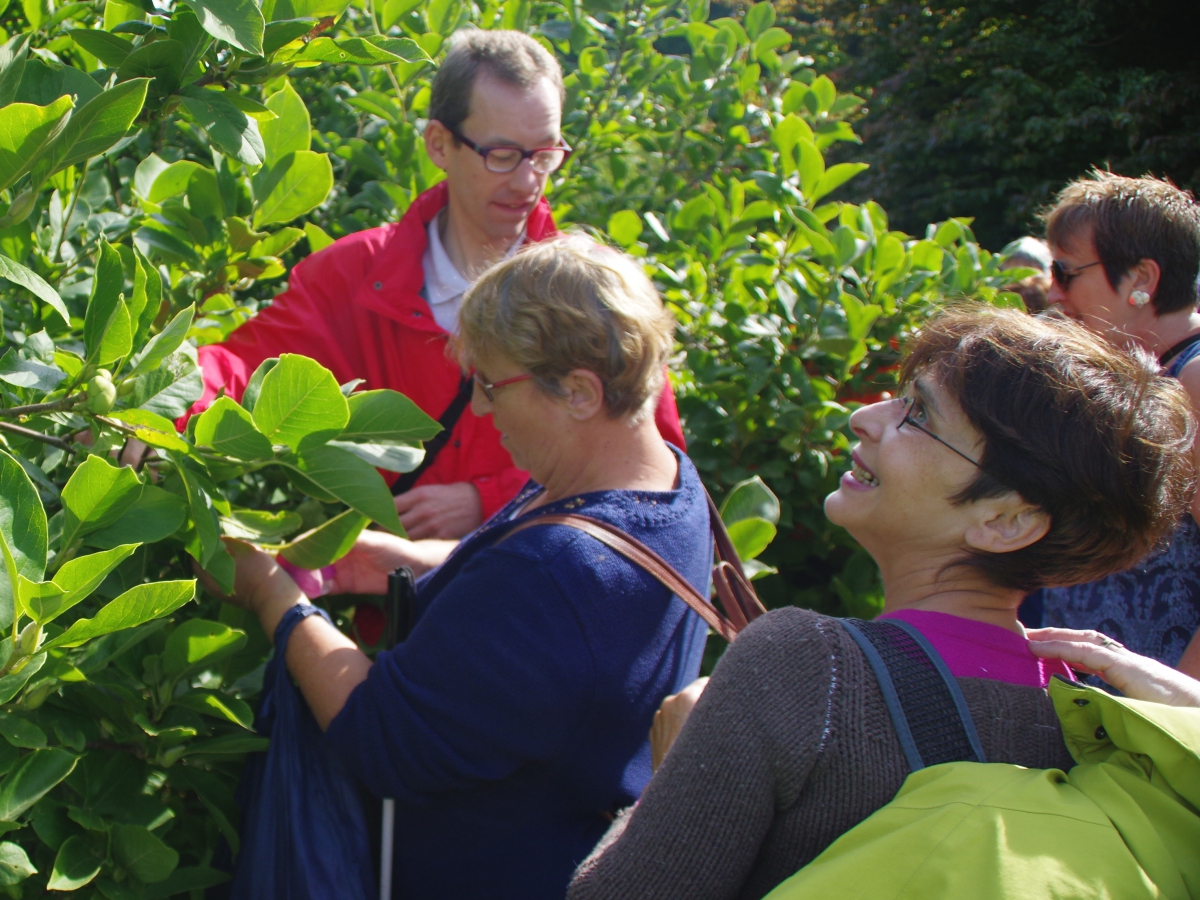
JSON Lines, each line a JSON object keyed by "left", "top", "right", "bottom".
{"left": 254, "top": 579, "right": 310, "bottom": 644}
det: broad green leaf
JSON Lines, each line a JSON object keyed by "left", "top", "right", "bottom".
{"left": 811, "top": 74, "right": 837, "bottom": 112}
{"left": 112, "top": 825, "right": 179, "bottom": 884}
{"left": 85, "top": 485, "right": 187, "bottom": 549}
{"left": 0, "top": 450, "right": 48, "bottom": 630}
{"left": 0, "top": 252, "right": 69, "bottom": 324}
{"left": 104, "top": 0, "right": 146, "bottom": 29}
{"left": 28, "top": 78, "right": 150, "bottom": 187}
{"left": 278, "top": 508, "right": 368, "bottom": 568}
{"left": 60, "top": 455, "right": 143, "bottom": 549}
{"left": 107, "top": 409, "right": 191, "bottom": 454}
{"left": 175, "top": 690, "right": 254, "bottom": 729}
{"left": 195, "top": 396, "right": 274, "bottom": 460}
{"left": 304, "top": 221, "right": 334, "bottom": 253}
{"left": 606, "top": 210, "right": 642, "bottom": 247}
{"left": 294, "top": 35, "right": 425, "bottom": 65}
{"left": 0, "top": 654, "right": 44, "bottom": 704}
{"left": 125, "top": 350, "right": 204, "bottom": 418}
{"left": 182, "top": 0, "right": 265, "bottom": 55}
{"left": 264, "top": 0, "right": 352, "bottom": 21}
{"left": 0, "top": 96, "right": 73, "bottom": 194}
{"left": 249, "top": 226, "right": 303, "bottom": 258}
{"left": 162, "top": 619, "right": 246, "bottom": 678}
{"left": 0, "top": 840, "right": 36, "bottom": 886}
{"left": 141, "top": 866, "right": 231, "bottom": 898}
{"left": 726, "top": 516, "right": 776, "bottom": 560}
{"left": 42, "top": 580, "right": 195, "bottom": 650}
{"left": 0, "top": 713, "right": 46, "bottom": 749}
{"left": 382, "top": 0, "right": 422, "bottom": 29}
{"left": 282, "top": 445, "right": 403, "bottom": 534}
{"left": 179, "top": 86, "right": 266, "bottom": 168}
{"left": 66, "top": 28, "right": 134, "bottom": 66}
{"left": 840, "top": 293, "right": 882, "bottom": 340}
{"left": 812, "top": 162, "right": 869, "bottom": 204}
{"left": 259, "top": 80, "right": 310, "bottom": 167}
{"left": 176, "top": 460, "right": 223, "bottom": 569}
{"left": 0, "top": 348, "right": 65, "bottom": 391}
{"left": 147, "top": 160, "right": 203, "bottom": 203}
{"left": 13, "top": 57, "right": 101, "bottom": 107}
{"left": 797, "top": 138, "right": 825, "bottom": 200}
{"left": 82, "top": 239, "right": 127, "bottom": 364}
{"left": 720, "top": 475, "right": 780, "bottom": 525}
{"left": 0, "top": 748, "right": 77, "bottom": 821}
{"left": 341, "top": 389, "right": 440, "bottom": 443}
{"left": 46, "top": 835, "right": 100, "bottom": 890}
{"left": 674, "top": 195, "right": 715, "bottom": 232}
{"left": 911, "top": 239, "right": 944, "bottom": 272}
{"left": 743, "top": 0, "right": 775, "bottom": 39}
{"left": 240, "top": 357, "right": 278, "bottom": 413}
{"left": 326, "top": 440, "right": 424, "bottom": 473}
{"left": 183, "top": 733, "right": 268, "bottom": 756}
{"left": 116, "top": 42, "right": 183, "bottom": 100}
{"left": 252, "top": 150, "right": 333, "bottom": 229}
{"left": 219, "top": 508, "right": 301, "bottom": 541}
{"left": 252, "top": 353, "right": 349, "bottom": 450}
{"left": 263, "top": 18, "right": 316, "bottom": 54}
{"left": 127, "top": 304, "right": 195, "bottom": 377}
{"left": 0, "top": 35, "right": 31, "bottom": 108}
{"left": 23, "top": 543, "right": 138, "bottom": 623}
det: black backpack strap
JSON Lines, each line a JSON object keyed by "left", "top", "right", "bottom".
{"left": 391, "top": 373, "right": 474, "bottom": 496}
{"left": 841, "top": 618, "right": 987, "bottom": 772}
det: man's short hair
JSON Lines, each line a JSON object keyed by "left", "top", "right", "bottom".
{"left": 1042, "top": 170, "right": 1200, "bottom": 315}
{"left": 429, "top": 29, "right": 565, "bottom": 135}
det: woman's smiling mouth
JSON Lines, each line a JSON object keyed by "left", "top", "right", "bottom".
{"left": 849, "top": 451, "right": 880, "bottom": 487}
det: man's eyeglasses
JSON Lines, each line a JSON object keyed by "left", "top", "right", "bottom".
{"left": 451, "top": 129, "right": 573, "bottom": 175}
{"left": 473, "top": 371, "right": 532, "bottom": 401}
{"left": 896, "top": 396, "right": 985, "bottom": 470}
{"left": 1050, "top": 259, "right": 1102, "bottom": 290}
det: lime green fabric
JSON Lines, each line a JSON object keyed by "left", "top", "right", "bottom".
{"left": 764, "top": 679, "right": 1200, "bottom": 900}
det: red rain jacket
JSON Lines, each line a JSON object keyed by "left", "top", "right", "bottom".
{"left": 190, "top": 183, "right": 686, "bottom": 520}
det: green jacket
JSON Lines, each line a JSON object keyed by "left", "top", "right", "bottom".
{"left": 766, "top": 678, "right": 1200, "bottom": 900}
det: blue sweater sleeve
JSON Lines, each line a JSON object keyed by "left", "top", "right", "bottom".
{"left": 324, "top": 546, "right": 594, "bottom": 802}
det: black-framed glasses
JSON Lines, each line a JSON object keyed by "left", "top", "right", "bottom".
{"left": 451, "top": 128, "right": 573, "bottom": 175}
{"left": 473, "top": 371, "right": 532, "bottom": 401}
{"left": 897, "top": 396, "right": 985, "bottom": 470}
{"left": 1050, "top": 259, "right": 1102, "bottom": 290}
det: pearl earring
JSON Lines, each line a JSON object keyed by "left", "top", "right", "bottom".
{"left": 1130, "top": 290, "right": 1151, "bottom": 308}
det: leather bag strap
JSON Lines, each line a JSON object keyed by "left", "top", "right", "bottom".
{"left": 391, "top": 374, "right": 474, "bottom": 496}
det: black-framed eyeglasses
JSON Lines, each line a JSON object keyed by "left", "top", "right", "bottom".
{"left": 1050, "top": 259, "right": 1102, "bottom": 290}
{"left": 473, "top": 371, "right": 532, "bottom": 401}
{"left": 896, "top": 396, "right": 985, "bottom": 470}
{"left": 450, "top": 128, "right": 573, "bottom": 175}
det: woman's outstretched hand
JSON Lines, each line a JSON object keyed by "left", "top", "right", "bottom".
{"left": 1028, "top": 627, "right": 1200, "bottom": 707}
{"left": 193, "top": 538, "right": 308, "bottom": 639}
{"left": 329, "top": 531, "right": 459, "bottom": 592}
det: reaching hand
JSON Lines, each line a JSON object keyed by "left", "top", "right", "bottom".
{"left": 650, "top": 677, "right": 709, "bottom": 772}
{"left": 394, "top": 482, "right": 483, "bottom": 539}
{"left": 328, "top": 530, "right": 459, "bottom": 592}
{"left": 193, "top": 539, "right": 307, "bottom": 638}
{"left": 1028, "top": 627, "right": 1200, "bottom": 707}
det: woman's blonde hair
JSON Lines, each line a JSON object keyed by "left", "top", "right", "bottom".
{"left": 457, "top": 234, "right": 676, "bottom": 420}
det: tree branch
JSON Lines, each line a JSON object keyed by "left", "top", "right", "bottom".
{"left": 0, "top": 421, "right": 77, "bottom": 454}
{"left": 0, "top": 396, "right": 81, "bottom": 418}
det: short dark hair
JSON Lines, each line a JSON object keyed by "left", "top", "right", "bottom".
{"left": 902, "top": 307, "right": 1195, "bottom": 592}
{"left": 1043, "top": 170, "right": 1200, "bottom": 315}
{"left": 428, "top": 29, "right": 565, "bottom": 135}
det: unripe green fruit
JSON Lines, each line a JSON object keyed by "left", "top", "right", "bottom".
{"left": 85, "top": 374, "right": 117, "bottom": 414}
{"left": 118, "top": 378, "right": 136, "bottom": 396}
{"left": 17, "top": 621, "right": 41, "bottom": 656}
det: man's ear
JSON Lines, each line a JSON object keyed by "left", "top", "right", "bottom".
{"left": 561, "top": 369, "right": 606, "bottom": 421}
{"left": 424, "top": 120, "right": 452, "bottom": 171}
{"left": 964, "top": 496, "right": 1051, "bottom": 554}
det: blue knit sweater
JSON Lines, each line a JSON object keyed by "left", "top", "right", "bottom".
{"left": 325, "top": 448, "right": 712, "bottom": 900}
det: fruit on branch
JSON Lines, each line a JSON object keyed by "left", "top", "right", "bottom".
{"left": 85, "top": 370, "right": 117, "bottom": 414}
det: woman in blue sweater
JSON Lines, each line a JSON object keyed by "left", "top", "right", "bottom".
{"left": 218, "top": 235, "right": 711, "bottom": 899}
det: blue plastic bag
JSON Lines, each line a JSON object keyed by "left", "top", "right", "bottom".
{"left": 229, "top": 604, "right": 376, "bottom": 900}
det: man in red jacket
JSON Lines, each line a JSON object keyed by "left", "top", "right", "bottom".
{"left": 192, "top": 30, "right": 685, "bottom": 541}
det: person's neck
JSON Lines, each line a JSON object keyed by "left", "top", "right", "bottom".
{"left": 530, "top": 418, "right": 679, "bottom": 509}
{"left": 876, "top": 549, "right": 1026, "bottom": 634}
{"left": 1130, "top": 308, "right": 1200, "bottom": 359}
{"left": 438, "top": 204, "right": 521, "bottom": 282}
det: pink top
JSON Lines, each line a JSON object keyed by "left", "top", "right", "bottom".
{"left": 879, "top": 609, "right": 1075, "bottom": 689}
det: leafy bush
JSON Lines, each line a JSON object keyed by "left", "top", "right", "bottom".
{"left": 0, "top": 0, "right": 1021, "bottom": 891}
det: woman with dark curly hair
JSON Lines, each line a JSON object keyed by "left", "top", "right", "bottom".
{"left": 568, "top": 307, "right": 1196, "bottom": 900}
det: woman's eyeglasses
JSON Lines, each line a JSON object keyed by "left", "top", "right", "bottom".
{"left": 896, "top": 396, "right": 985, "bottom": 470}
{"left": 473, "top": 371, "right": 532, "bottom": 401}
{"left": 1050, "top": 259, "right": 1102, "bottom": 290}
{"left": 451, "top": 129, "right": 573, "bottom": 175}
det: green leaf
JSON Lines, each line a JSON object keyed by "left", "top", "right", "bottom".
{"left": 382, "top": 0, "right": 421, "bottom": 28}
{"left": 14, "top": 58, "right": 100, "bottom": 108}
{"left": 0, "top": 748, "right": 77, "bottom": 821}
{"left": 194, "top": 396, "right": 274, "bottom": 459}
{"left": 112, "top": 824, "right": 179, "bottom": 884}
{"left": 0, "top": 449, "right": 48, "bottom": 630}
{"left": 60, "top": 455, "right": 143, "bottom": 549}
{"left": 282, "top": 445, "right": 403, "bottom": 534}
{"left": 249, "top": 226, "right": 304, "bottom": 258}
{"left": 606, "top": 210, "right": 642, "bottom": 247}
{"left": 674, "top": 194, "right": 715, "bottom": 232}
{"left": 127, "top": 304, "right": 195, "bottom": 377}
{"left": 46, "top": 834, "right": 100, "bottom": 890}
{"left": 125, "top": 350, "right": 204, "bottom": 419}
{"left": 146, "top": 159, "right": 203, "bottom": 203}
{"left": 720, "top": 475, "right": 780, "bottom": 525}
{"left": 797, "top": 138, "right": 825, "bottom": 200}
{"left": 219, "top": 509, "right": 301, "bottom": 541}
{"left": 0, "top": 96, "right": 73, "bottom": 194}
{"left": 82, "top": 239, "right": 127, "bottom": 364}
{"left": 840, "top": 293, "right": 883, "bottom": 340}
{"left": 278, "top": 508, "right": 368, "bottom": 568}
{"left": 42, "top": 580, "right": 195, "bottom": 650}
{"left": 911, "top": 239, "right": 944, "bottom": 273}
{"left": 259, "top": 80, "right": 310, "bottom": 167}
{"left": 84, "top": 484, "right": 187, "bottom": 549}
{"left": 0, "top": 654, "right": 44, "bottom": 704}
{"left": 176, "top": 460, "right": 223, "bottom": 571}
{"left": 141, "top": 867, "right": 230, "bottom": 899}
{"left": 326, "top": 440, "right": 423, "bottom": 472}
{"left": 116, "top": 42, "right": 183, "bottom": 99}
{"left": 240, "top": 358, "right": 278, "bottom": 414}
{"left": 252, "top": 353, "right": 349, "bottom": 450}
{"left": 0, "top": 348, "right": 65, "bottom": 391}
{"left": 0, "top": 253, "right": 70, "bottom": 324}
{"left": 179, "top": 86, "right": 266, "bottom": 167}
{"left": 28, "top": 78, "right": 150, "bottom": 187}
{"left": 811, "top": 74, "right": 837, "bottom": 113}
{"left": 0, "top": 840, "right": 36, "bottom": 886}
{"left": 107, "top": 409, "right": 191, "bottom": 454}
{"left": 23, "top": 543, "right": 138, "bottom": 623}
{"left": 341, "top": 389, "right": 440, "bottom": 443}
{"left": 752, "top": 26, "right": 790, "bottom": 57}
{"left": 743, "top": 0, "right": 775, "bottom": 39}
{"left": 304, "top": 221, "right": 334, "bottom": 253}
{"left": 252, "top": 150, "right": 333, "bottom": 229}
{"left": 66, "top": 28, "right": 134, "bottom": 66}
{"left": 0, "top": 713, "right": 46, "bottom": 749}
{"left": 162, "top": 619, "right": 246, "bottom": 678}
{"left": 0, "top": 35, "right": 31, "bottom": 108}
{"left": 726, "top": 516, "right": 776, "bottom": 560}
{"left": 182, "top": 733, "right": 268, "bottom": 756}
{"left": 181, "top": 0, "right": 265, "bottom": 55}
{"left": 174, "top": 690, "right": 254, "bottom": 729}
{"left": 263, "top": 18, "right": 316, "bottom": 54}
{"left": 812, "top": 162, "right": 869, "bottom": 204}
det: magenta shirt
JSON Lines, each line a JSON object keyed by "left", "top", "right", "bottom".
{"left": 879, "top": 609, "right": 1075, "bottom": 689}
